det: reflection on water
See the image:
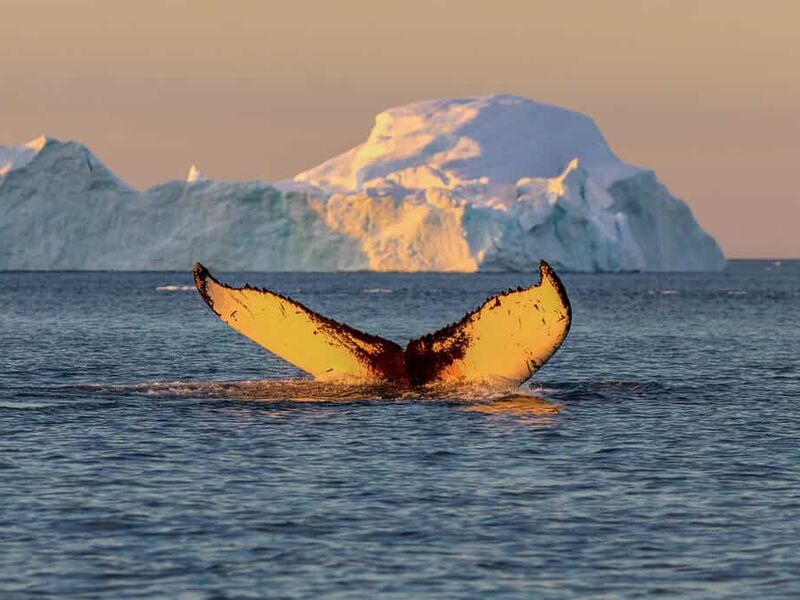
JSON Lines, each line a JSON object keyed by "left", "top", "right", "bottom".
{"left": 82, "top": 378, "right": 561, "bottom": 415}
{"left": 78, "top": 379, "right": 564, "bottom": 427}
{"left": 461, "top": 395, "right": 561, "bottom": 415}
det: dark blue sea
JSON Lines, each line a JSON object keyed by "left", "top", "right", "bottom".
{"left": 1, "top": 260, "right": 798, "bottom": 598}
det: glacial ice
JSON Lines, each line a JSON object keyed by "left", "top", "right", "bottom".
{"left": 0, "top": 95, "right": 725, "bottom": 271}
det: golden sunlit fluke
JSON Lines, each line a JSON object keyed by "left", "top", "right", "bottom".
{"left": 194, "top": 260, "right": 571, "bottom": 386}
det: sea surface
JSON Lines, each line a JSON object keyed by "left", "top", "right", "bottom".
{"left": 1, "top": 260, "right": 798, "bottom": 599}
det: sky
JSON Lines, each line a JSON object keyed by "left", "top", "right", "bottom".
{"left": 1, "top": 0, "right": 797, "bottom": 258}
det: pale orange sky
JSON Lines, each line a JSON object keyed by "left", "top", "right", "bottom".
{"left": 1, "top": 0, "right": 798, "bottom": 258}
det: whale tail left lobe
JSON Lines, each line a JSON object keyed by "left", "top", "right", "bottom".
{"left": 193, "top": 263, "right": 407, "bottom": 383}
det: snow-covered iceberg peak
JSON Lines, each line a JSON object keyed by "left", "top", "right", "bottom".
{"left": 186, "top": 164, "right": 206, "bottom": 183}
{"left": 0, "top": 135, "right": 135, "bottom": 194}
{"left": 0, "top": 135, "right": 50, "bottom": 177}
{"left": 25, "top": 135, "right": 50, "bottom": 153}
{"left": 291, "top": 94, "right": 724, "bottom": 272}
{"left": 295, "top": 94, "right": 640, "bottom": 194}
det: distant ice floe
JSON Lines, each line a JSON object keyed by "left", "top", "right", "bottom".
{"left": 156, "top": 285, "right": 195, "bottom": 292}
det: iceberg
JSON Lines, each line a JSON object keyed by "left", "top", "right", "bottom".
{"left": 0, "top": 95, "right": 725, "bottom": 271}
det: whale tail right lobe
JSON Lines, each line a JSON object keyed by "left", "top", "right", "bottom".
{"left": 404, "top": 261, "right": 571, "bottom": 385}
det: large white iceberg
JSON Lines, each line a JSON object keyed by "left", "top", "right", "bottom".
{"left": 0, "top": 95, "right": 724, "bottom": 271}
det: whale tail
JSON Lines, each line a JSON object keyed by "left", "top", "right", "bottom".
{"left": 193, "top": 261, "right": 571, "bottom": 386}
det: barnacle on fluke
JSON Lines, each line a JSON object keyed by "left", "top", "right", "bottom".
{"left": 193, "top": 260, "right": 571, "bottom": 386}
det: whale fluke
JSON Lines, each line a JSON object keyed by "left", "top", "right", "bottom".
{"left": 193, "top": 263, "right": 407, "bottom": 382}
{"left": 404, "top": 261, "right": 571, "bottom": 385}
{"left": 193, "top": 261, "right": 571, "bottom": 386}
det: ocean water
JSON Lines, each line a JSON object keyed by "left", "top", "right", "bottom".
{"left": 1, "top": 260, "right": 798, "bottom": 598}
